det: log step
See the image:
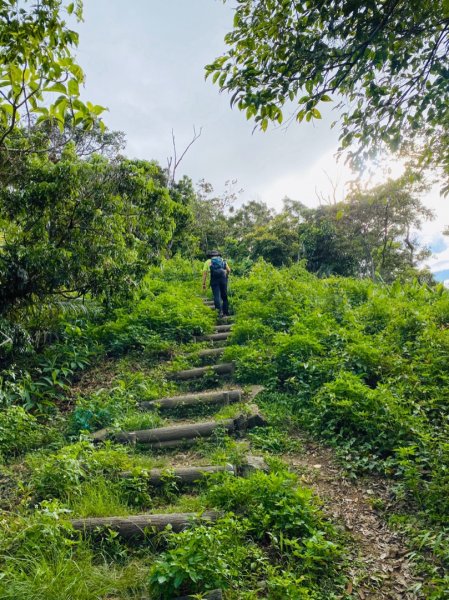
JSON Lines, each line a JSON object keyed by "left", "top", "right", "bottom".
{"left": 214, "top": 324, "right": 232, "bottom": 332}
{"left": 71, "top": 511, "right": 219, "bottom": 540}
{"left": 115, "top": 418, "right": 235, "bottom": 444}
{"left": 197, "top": 347, "right": 225, "bottom": 359}
{"left": 92, "top": 408, "right": 267, "bottom": 447}
{"left": 169, "top": 362, "right": 234, "bottom": 381}
{"left": 197, "top": 332, "right": 230, "bottom": 342}
{"left": 218, "top": 315, "right": 234, "bottom": 323}
{"left": 140, "top": 388, "right": 241, "bottom": 410}
{"left": 120, "top": 464, "right": 235, "bottom": 485}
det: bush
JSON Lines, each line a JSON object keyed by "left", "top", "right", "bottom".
{"left": 148, "top": 517, "right": 262, "bottom": 598}
{"left": 0, "top": 406, "right": 46, "bottom": 458}
{"left": 95, "top": 281, "right": 214, "bottom": 356}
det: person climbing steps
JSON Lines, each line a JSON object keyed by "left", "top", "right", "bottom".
{"left": 202, "top": 249, "right": 231, "bottom": 317}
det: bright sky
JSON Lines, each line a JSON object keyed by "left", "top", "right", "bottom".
{"left": 76, "top": 0, "right": 449, "bottom": 278}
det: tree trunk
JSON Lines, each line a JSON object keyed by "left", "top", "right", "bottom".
{"left": 196, "top": 333, "right": 230, "bottom": 343}
{"left": 169, "top": 362, "right": 234, "bottom": 381}
{"left": 93, "top": 407, "right": 266, "bottom": 447}
{"left": 71, "top": 511, "right": 219, "bottom": 540}
{"left": 214, "top": 324, "right": 232, "bottom": 332}
{"left": 120, "top": 464, "right": 234, "bottom": 485}
{"left": 114, "top": 418, "right": 236, "bottom": 444}
{"left": 197, "top": 347, "right": 225, "bottom": 359}
{"left": 140, "top": 389, "right": 241, "bottom": 411}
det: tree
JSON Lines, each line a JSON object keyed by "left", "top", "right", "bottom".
{"left": 246, "top": 212, "right": 301, "bottom": 266}
{"left": 340, "top": 176, "right": 434, "bottom": 281}
{"left": 296, "top": 175, "right": 433, "bottom": 281}
{"left": 188, "top": 179, "right": 243, "bottom": 255}
{"left": 0, "top": 0, "right": 105, "bottom": 150}
{"left": 0, "top": 150, "right": 175, "bottom": 314}
{"left": 206, "top": 1, "right": 449, "bottom": 190}
{"left": 224, "top": 200, "right": 274, "bottom": 260}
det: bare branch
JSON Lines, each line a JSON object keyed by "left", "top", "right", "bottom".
{"left": 166, "top": 125, "right": 202, "bottom": 187}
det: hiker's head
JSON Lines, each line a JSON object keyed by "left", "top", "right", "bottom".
{"left": 208, "top": 249, "right": 221, "bottom": 258}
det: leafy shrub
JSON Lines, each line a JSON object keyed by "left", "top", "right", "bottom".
{"left": 206, "top": 471, "right": 328, "bottom": 540}
{"left": 69, "top": 388, "right": 136, "bottom": 434}
{"left": 0, "top": 406, "right": 46, "bottom": 458}
{"left": 95, "top": 282, "right": 214, "bottom": 356}
{"left": 148, "top": 517, "right": 262, "bottom": 598}
{"left": 228, "top": 262, "right": 449, "bottom": 594}
{"left": 223, "top": 343, "right": 276, "bottom": 384}
{"left": 247, "top": 425, "right": 301, "bottom": 454}
{"left": 68, "top": 369, "right": 168, "bottom": 435}
{"left": 27, "top": 442, "right": 131, "bottom": 501}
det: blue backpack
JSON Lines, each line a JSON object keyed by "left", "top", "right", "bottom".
{"left": 210, "top": 256, "right": 226, "bottom": 278}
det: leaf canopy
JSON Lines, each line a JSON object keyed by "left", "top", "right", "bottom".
{"left": 0, "top": 0, "right": 105, "bottom": 148}
{"left": 206, "top": 0, "right": 449, "bottom": 191}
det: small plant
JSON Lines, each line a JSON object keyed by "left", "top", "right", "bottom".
{"left": 248, "top": 425, "right": 301, "bottom": 454}
{"left": 148, "top": 517, "right": 263, "bottom": 598}
{"left": 0, "top": 406, "right": 46, "bottom": 458}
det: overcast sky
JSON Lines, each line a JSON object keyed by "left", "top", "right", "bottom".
{"left": 76, "top": 0, "right": 449, "bottom": 278}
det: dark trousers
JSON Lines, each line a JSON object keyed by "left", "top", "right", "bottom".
{"left": 211, "top": 275, "right": 229, "bottom": 314}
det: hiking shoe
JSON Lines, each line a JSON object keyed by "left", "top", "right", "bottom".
{"left": 219, "top": 311, "right": 224, "bottom": 318}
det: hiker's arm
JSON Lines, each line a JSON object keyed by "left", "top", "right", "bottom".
{"left": 226, "top": 263, "right": 231, "bottom": 275}
{"left": 202, "top": 270, "right": 208, "bottom": 290}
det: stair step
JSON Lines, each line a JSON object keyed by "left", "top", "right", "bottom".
{"left": 140, "top": 388, "right": 241, "bottom": 410}
{"left": 169, "top": 362, "right": 234, "bottom": 380}
{"left": 116, "top": 418, "right": 235, "bottom": 444}
{"left": 71, "top": 511, "right": 219, "bottom": 540}
{"left": 197, "top": 347, "right": 225, "bottom": 359}
{"left": 197, "top": 332, "right": 230, "bottom": 342}
{"left": 92, "top": 408, "right": 267, "bottom": 447}
{"left": 120, "top": 464, "right": 235, "bottom": 485}
{"left": 214, "top": 324, "right": 232, "bottom": 333}
{"left": 217, "top": 315, "right": 234, "bottom": 323}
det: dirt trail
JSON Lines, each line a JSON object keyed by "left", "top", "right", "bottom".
{"left": 284, "top": 436, "right": 422, "bottom": 599}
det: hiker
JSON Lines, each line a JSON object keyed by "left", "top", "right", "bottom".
{"left": 202, "top": 250, "right": 231, "bottom": 316}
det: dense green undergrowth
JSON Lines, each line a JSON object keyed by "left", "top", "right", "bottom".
{"left": 0, "top": 258, "right": 348, "bottom": 599}
{"left": 224, "top": 261, "right": 449, "bottom": 597}
{"left": 3, "top": 257, "right": 449, "bottom": 597}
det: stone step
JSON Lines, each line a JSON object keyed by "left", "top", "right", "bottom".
{"left": 120, "top": 464, "right": 235, "bottom": 485}
{"left": 71, "top": 511, "right": 219, "bottom": 540}
{"left": 140, "top": 388, "right": 241, "bottom": 411}
{"left": 169, "top": 362, "right": 234, "bottom": 381}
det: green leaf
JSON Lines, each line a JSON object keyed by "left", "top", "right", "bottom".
{"left": 67, "top": 79, "right": 79, "bottom": 96}
{"left": 44, "top": 82, "right": 67, "bottom": 94}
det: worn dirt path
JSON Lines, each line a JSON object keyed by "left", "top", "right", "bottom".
{"left": 284, "top": 435, "right": 423, "bottom": 599}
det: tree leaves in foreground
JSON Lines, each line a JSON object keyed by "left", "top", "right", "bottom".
{"left": 0, "top": 0, "right": 105, "bottom": 149}
{"left": 206, "top": 0, "right": 449, "bottom": 191}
